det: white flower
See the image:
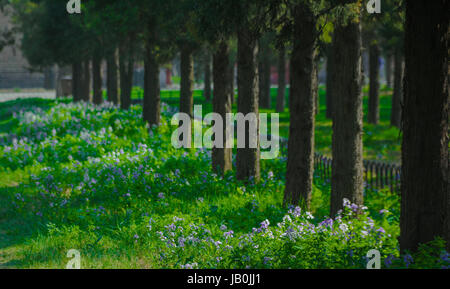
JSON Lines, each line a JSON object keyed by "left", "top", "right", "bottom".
{"left": 282, "top": 215, "right": 292, "bottom": 223}
{"left": 343, "top": 198, "right": 351, "bottom": 207}
{"left": 339, "top": 223, "right": 349, "bottom": 233}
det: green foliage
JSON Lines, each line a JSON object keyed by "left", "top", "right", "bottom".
{"left": 11, "top": 0, "right": 94, "bottom": 66}
{"left": 378, "top": 0, "right": 404, "bottom": 53}
{"left": 0, "top": 97, "right": 446, "bottom": 269}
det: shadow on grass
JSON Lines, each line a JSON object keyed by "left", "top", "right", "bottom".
{"left": 0, "top": 184, "right": 48, "bottom": 268}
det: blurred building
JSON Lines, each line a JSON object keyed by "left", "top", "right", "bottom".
{"left": 0, "top": 9, "right": 49, "bottom": 89}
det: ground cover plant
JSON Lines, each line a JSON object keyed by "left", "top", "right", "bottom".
{"left": 0, "top": 95, "right": 447, "bottom": 269}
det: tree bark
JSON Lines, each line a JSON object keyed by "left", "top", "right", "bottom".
{"left": 72, "top": 62, "right": 82, "bottom": 102}
{"left": 81, "top": 60, "right": 91, "bottom": 102}
{"left": 391, "top": 48, "right": 403, "bottom": 128}
{"left": 326, "top": 44, "right": 334, "bottom": 119}
{"left": 385, "top": 53, "right": 393, "bottom": 89}
{"left": 237, "top": 27, "right": 260, "bottom": 182}
{"left": 284, "top": 3, "right": 317, "bottom": 208}
{"left": 330, "top": 15, "right": 364, "bottom": 216}
{"left": 119, "top": 43, "right": 134, "bottom": 110}
{"left": 143, "top": 43, "right": 161, "bottom": 127}
{"left": 43, "top": 67, "right": 53, "bottom": 90}
{"left": 92, "top": 54, "right": 102, "bottom": 105}
{"left": 276, "top": 47, "right": 286, "bottom": 113}
{"left": 203, "top": 52, "right": 212, "bottom": 101}
{"left": 180, "top": 44, "right": 195, "bottom": 118}
{"left": 227, "top": 62, "right": 235, "bottom": 105}
{"left": 212, "top": 41, "right": 233, "bottom": 174}
{"left": 313, "top": 57, "right": 320, "bottom": 115}
{"left": 55, "top": 66, "right": 62, "bottom": 98}
{"left": 368, "top": 43, "right": 380, "bottom": 124}
{"left": 400, "top": 0, "right": 449, "bottom": 252}
{"left": 258, "top": 43, "right": 271, "bottom": 109}
{"left": 107, "top": 49, "right": 119, "bottom": 105}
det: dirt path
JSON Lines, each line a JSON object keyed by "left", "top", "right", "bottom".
{"left": 0, "top": 91, "right": 55, "bottom": 103}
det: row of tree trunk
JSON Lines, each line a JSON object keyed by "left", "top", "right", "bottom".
{"left": 71, "top": 45, "right": 135, "bottom": 109}
{"left": 69, "top": 0, "right": 448, "bottom": 254}
{"left": 203, "top": 47, "right": 287, "bottom": 112}
{"left": 166, "top": 0, "right": 449, "bottom": 254}
{"left": 326, "top": 43, "right": 403, "bottom": 129}
{"left": 321, "top": 0, "right": 449, "bottom": 252}
{"left": 281, "top": 3, "right": 366, "bottom": 216}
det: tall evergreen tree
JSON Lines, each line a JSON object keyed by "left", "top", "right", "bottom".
{"left": 368, "top": 42, "right": 380, "bottom": 124}
{"left": 203, "top": 51, "right": 212, "bottom": 102}
{"left": 378, "top": 0, "right": 405, "bottom": 128}
{"left": 276, "top": 47, "right": 286, "bottom": 113}
{"left": 179, "top": 43, "right": 196, "bottom": 118}
{"left": 400, "top": 0, "right": 449, "bottom": 252}
{"left": 258, "top": 34, "right": 273, "bottom": 109}
{"left": 330, "top": 2, "right": 364, "bottom": 216}
{"left": 92, "top": 52, "right": 103, "bottom": 105}
{"left": 284, "top": 2, "right": 318, "bottom": 208}
{"left": 325, "top": 43, "right": 334, "bottom": 119}
{"left": 212, "top": 42, "right": 233, "bottom": 173}
{"left": 385, "top": 54, "right": 393, "bottom": 88}
{"left": 390, "top": 47, "right": 403, "bottom": 128}
{"left": 195, "top": 0, "right": 237, "bottom": 174}
{"left": 236, "top": 25, "right": 261, "bottom": 181}
{"left": 106, "top": 49, "right": 119, "bottom": 105}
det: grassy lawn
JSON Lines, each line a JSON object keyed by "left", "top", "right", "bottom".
{"left": 0, "top": 89, "right": 443, "bottom": 269}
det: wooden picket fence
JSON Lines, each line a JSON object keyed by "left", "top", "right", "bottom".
{"left": 313, "top": 153, "right": 401, "bottom": 193}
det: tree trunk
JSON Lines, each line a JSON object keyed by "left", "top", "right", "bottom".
{"left": 92, "top": 54, "right": 102, "bottom": 105}
{"left": 203, "top": 52, "right": 212, "bottom": 101}
{"left": 43, "top": 67, "right": 53, "bottom": 90}
{"left": 228, "top": 62, "right": 235, "bottom": 105}
{"left": 143, "top": 43, "right": 161, "bottom": 127}
{"left": 237, "top": 27, "right": 260, "bottom": 182}
{"left": 330, "top": 13, "right": 364, "bottom": 217}
{"left": 119, "top": 44, "right": 135, "bottom": 110}
{"left": 368, "top": 43, "right": 380, "bottom": 124}
{"left": 212, "top": 41, "right": 233, "bottom": 174}
{"left": 258, "top": 60, "right": 264, "bottom": 108}
{"left": 81, "top": 60, "right": 91, "bottom": 102}
{"left": 313, "top": 57, "right": 320, "bottom": 115}
{"left": 326, "top": 44, "right": 334, "bottom": 119}
{"left": 284, "top": 3, "right": 316, "bottom": 208}
{"left": 55, "top": 66, "right": 62, "bottom": 98}
{"left": 276, "top": 48, "right": 286, "bottom": 113}
{"left": 72, "top": 62, "right": 82, "bottom": 102}
{"left": 180, "top": 44, "right": 195, "bottom": 118}
{"left": 400, "top": 0, "right": 449, "bottom": 253}
{"left": 258, "top": 43, "right": 271, "bottom": 109}
{"left": 385, "top": 53, "right": 393, "bottom": 89}
{"left": 264, "top": 59, "right": 271, "bottom": 109}
{"left": 107, "top": 49, "right": 119, "bottom": 105}
{"left": 390, "top": 48, "right": 403, "bottom": 128}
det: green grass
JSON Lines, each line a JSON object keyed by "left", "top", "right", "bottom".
{"left": 0, "top": 90, "right": 444, "bottom": 269}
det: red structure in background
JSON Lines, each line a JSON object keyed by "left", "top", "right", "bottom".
{"left": 165, "top": 68, "right": 172, "bottom": 86}
{"left": 270, "top": 62, "right": 290, "bottom": 85}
